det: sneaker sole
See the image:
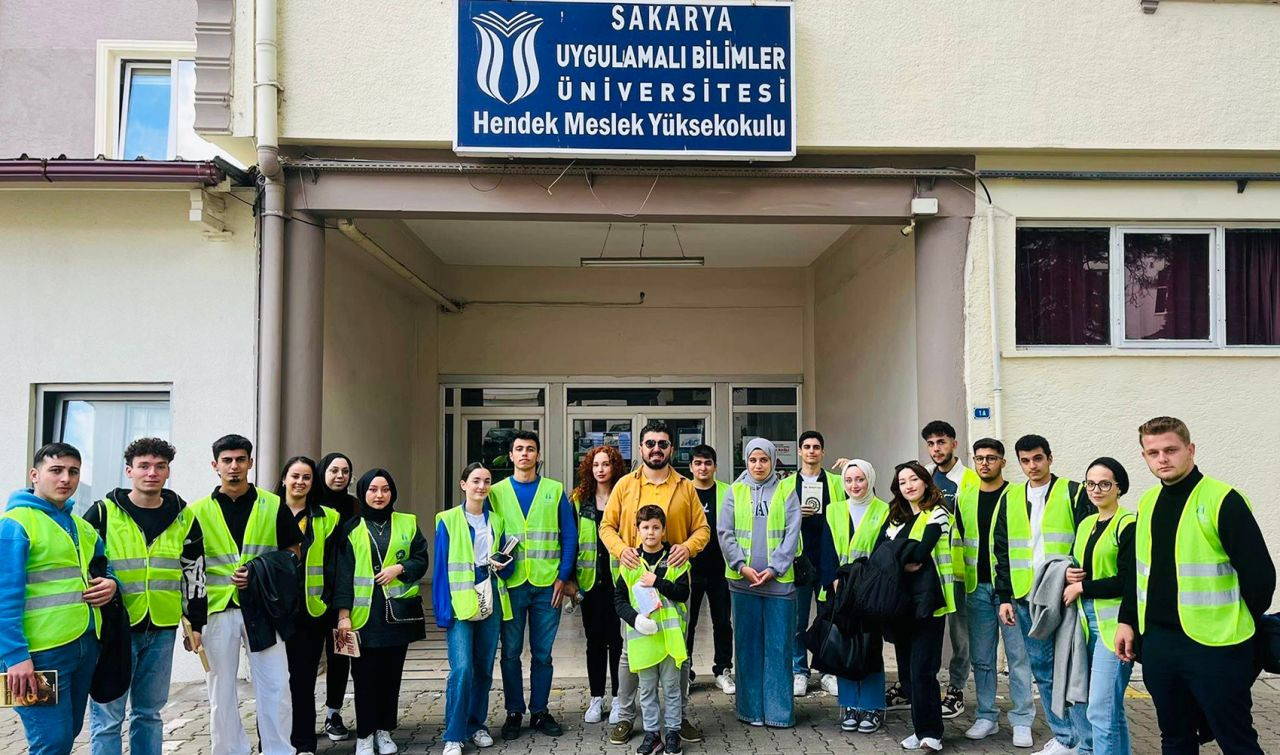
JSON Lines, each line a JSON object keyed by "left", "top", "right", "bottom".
{"left": 679, "top": 734, "right": 704, "bottom": 743}
{"left": 941, "top": 708, "right": 963, "bottom": 719}
{"left": 327, "top": 733, "right": 348, "bottom": 742}
{"left": 886, "top": 703, "right": 912, "bottom": 711}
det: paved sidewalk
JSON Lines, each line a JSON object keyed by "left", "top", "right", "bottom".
{"left": 6, "top": 671, "right": 1280, "bottom": 754}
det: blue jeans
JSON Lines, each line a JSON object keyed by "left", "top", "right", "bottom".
{"left": 968, "top": 584, "right": 1034, "bottom": 727}
{"left": 732, "top": 591, "right": 795, "bottom": 727}
{"left": 1015, "top": 599, "right": 1092, "bottom": 752}
{"left": 1083, "top": 601, "right": 1131, "bottom": 755}
{"left": 792, "top": 584, "right": 814, "bottom": 675}
{"left": 89, "top": 628, "right": 175, "bottom": 755}
{"left": 836, "top": 671, "right": 885, "bottom": 711}
{"left": 12, "top": 630, "right": 100, "bottom": 755}
{"left": 500, "top": 582, "right": 561, "bottom": 715}
{"left": 446, "top": 611, "right": 502, "bottom": 743}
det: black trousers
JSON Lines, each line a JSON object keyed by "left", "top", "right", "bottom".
{"left": 580, "top": 578, "right": 622, "bottom": 697}
{"left": 351, "top": 643, "right": 409, "bottom": 738}
{"left": 1143, "top": 625, "right": 1263, "bottom": 754}
{"left": 325, "top": 613, "right": 352, "bottom": 711}
{"left": 893, "top": 614, "right": 946, "bottom": 741}
{"left": 687, "top": 572, "right": 734, "bottom": 676}
{"left": 285, "top": 613, "right": 329, "bottom": 751}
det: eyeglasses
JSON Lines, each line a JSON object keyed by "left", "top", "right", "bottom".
{"left": 1084, "top": 481, "right": 1115, "bottom": 492}
{"left": 973, "top": 455, "right": 1003, "bottom": 464}
{"left": 643, "top": 440, "right": 671, "bottom": 450}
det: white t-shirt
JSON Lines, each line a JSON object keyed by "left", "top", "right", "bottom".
{"left": 847, "top": 500, "right": 870, "bottom": 533}
{"left": 465, "top": 510, "right": 492, "bottom": 567}
{"left": 1027, "top": 482, "right": 1051, "bottom": 569}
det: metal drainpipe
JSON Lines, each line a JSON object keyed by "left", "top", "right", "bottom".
{"left": 986, "top": 201, "right": 1004, "bottom": 442}
{"left": 255, "top": 0, "right": 284, "bottom": 483}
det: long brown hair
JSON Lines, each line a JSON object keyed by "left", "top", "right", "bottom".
{"left": 572, "top": 445, "right": 627, "bottom": 505}
{"left": 888, "top": 460, "right": 944, "bottom": 525}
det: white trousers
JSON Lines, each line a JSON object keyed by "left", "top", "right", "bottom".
{"left": 204, "top": 608, "right": 294, "bottom": 755}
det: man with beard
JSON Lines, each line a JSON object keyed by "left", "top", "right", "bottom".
{"left": 601, "top": 421, "right": 710, "bottom": 746}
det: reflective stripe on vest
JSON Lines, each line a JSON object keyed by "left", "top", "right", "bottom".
{"left": 1135, "top": 477, "right": 1255, "bottom": 647}
{"left": 488, "top": 477, "right": 564, "bottom": 588}
{"left": 303, "top": 506, "right": 340, "bottom": 617}
{"left": 103, "top": 495, "right": 193, "bottom": 627}
{"left": 998, "top": 478, "right": 1077, "bottom": 599}
{"left": 621, "top": 558, "right": 690, "bottom": 671}
{"left": 909, "top": 509, "right": 956, "bottom": 617}
{"left": 3, "top": 507, "right": 102, "bottom": 652}
{"left": 724, "top": 481, "right": 801, "bottom": 583}
{"left": 436, "top": 506, "right": 512, "bottom": 622}
{"left": 1073, "top": 509, "right": 1135, "bottom": 653}
{"left": 348, "top": 512, "right": 420, "bottom": 630}
{"left": 843, "top": 497, "right": 891, "bottom": 564}
{"left": 190, "top": 489, "right": 282, "bottom": 613}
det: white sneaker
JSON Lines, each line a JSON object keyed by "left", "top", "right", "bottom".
{"left": 920, "top": 737, "right": 943, "bottom": 752}
{"left": 820, "top": 674, "right": 838, "bottom": 695}
{"left": 608, "top": 696, "right": 623, "bottom": 725}
{"left": 442, "top": 744, "right": 463, "bottom": 755}
{"left": 1034, "top": 740, "right": 1075, "bottom": 755}
{"left": 473, "top": 729, "right": 494, "bottom": 748}
{"left": 585, "top": 696, "right": 604, "bottom": 723}
{"left": 901, "top": 733, "right": 922, "bottom": 750}
{"left": 964, "top": 719, "right": 998, "bottom": 740}
{"left": 715, "top": 671, "right": 736, "bottom": 695}
{"left": 374, "top": 730, "right": 399, "bottom": 754}
{"left": 356, "top": 735, "right": 376, "bottom": 755}
{"left": 1013, "top": 726, "right": 1033, "bottom": 748}
{"left": 793, "top": 673, "right": 808, "bottom": 697}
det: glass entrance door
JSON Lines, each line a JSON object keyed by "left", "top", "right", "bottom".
{"left": 461, "top": 417, "right": 541, "bottom": 486}
{"left": 638, "top": 414, "right": 709, "bottom": 479}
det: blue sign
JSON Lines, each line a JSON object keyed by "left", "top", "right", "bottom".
{"left": 974, "top": 407, "right": 991, "bottom": 419}
{"left": 456, "top": 1, "right": 796, "bottom": 159}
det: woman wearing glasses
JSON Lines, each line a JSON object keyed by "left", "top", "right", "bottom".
{"left": 882, "top": 461, "right": 956, "bottom": 752}
{"left": 717, "top": 438, "right": 801, "bottom": 728}
{"left": 1062, "top": 459, "right": 1135, "bottom": 755}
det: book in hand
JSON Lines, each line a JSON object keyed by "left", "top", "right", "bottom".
{"left": 0, "top": 670, "right": 57, "bottom": 707}
{"left": 332, "top": 629, "right": 361, "bottom": 658}
{"left": 182, "top": 617, "right": 210, "bottom": 673}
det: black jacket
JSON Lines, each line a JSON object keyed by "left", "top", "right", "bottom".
{"left": 993, "top": 476, "right": 1094, "bottom": 602}
{"left": 241, "top": 550, "right": 300, "bottom": 651}
{"left": 89, "top": 556, "right": 132, "bottom": 703}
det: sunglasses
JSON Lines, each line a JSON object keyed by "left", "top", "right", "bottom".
{"left": 643, "top": 440, "right": 672, "bottom": 450}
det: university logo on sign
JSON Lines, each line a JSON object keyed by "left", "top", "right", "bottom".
{"left": 472, "top": 11, "right": 545, "bottom": 104}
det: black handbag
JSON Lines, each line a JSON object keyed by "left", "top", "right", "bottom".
{"left": 803, "top": 597, "right": 883, "bottom": 681}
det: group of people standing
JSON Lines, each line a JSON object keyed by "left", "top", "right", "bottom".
{"left": 0, "top": 414, "right": 1273, "bottom": 755}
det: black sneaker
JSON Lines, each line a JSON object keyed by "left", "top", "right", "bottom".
{"left": 678, "top": 719, "right": 702, "bottom": 743}
{"left": 501, "top": 713, "right": 522, "bottom": 741}
{"left": 840, "top": 707, "right": 860, "bottom": 732}
{"left": 858, "top": 710, "right": 884, "bottom": 734}
{"left": 530, "top": 712, "right": 564, "bottom": 737}
{"left": 885, "top": 681, "right": 911, "bottom": 711}
{"left": 324, "top": 712, "right": 350, "bottom": 741}
{"left": 940, "top": 685, "right": 965, "bottom": 719}
{"left": 665, "top": 729, "right": 683, "bottom": 754}
{"left": 636, "top": 731, "right": 663, "bottom": 755}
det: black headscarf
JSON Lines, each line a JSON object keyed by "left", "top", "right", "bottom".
{"left": 318, "top": 451, "right": 358, "bottom": 520}
{"left": 1086, "top": 456, "right": 1130, "bottom": 497}
{"left": 355, "top": 468, "right": 398, "bottom": 523}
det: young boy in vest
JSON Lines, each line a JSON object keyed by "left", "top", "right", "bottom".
{"left": 613, "top": 505, "right": 691, "bottom": 755}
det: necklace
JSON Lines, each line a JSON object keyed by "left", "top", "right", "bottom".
{"left": 367, "top": 518, "right": 390, "bottom": 536}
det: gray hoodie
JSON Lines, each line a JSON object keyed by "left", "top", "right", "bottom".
{"left": 717, "top": 438, "right": 801, "bottom": 598}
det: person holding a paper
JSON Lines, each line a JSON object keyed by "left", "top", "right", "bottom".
{"left": 717, "top": 438, "right": 801, "bottom": 729}
{"left": 83, "top": 436, "right": 208, "bottom": 755}
{"left": 433, "top": 462, "right": 518, "bottom": 755}
{"left": 0, "top": 443, "right": 119, "bottom": 755}
{"left": 613, "top": 505, "right": 691, "bottom": 755}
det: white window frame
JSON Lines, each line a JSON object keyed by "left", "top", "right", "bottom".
{"left": 1113, "top": 226, "right": 1220, "bottom": 350}
{"left": 1014, "top": 222, "right": 1280, "bottom": 353}
{"left": 94, "top": 40, "right": 196, "bottom": 159}
{"left": 116, "top": 60, "right": 184, "bottom": 160}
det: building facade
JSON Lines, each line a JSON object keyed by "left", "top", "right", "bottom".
{"left": 4, "top": 0, "right": 1279, "bottom": 575}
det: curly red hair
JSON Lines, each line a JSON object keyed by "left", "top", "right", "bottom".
{"left": 572, "top": 444, "right": 628, "bottom": 505}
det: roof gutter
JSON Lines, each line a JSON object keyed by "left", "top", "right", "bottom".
{"left": 0, "top": 158, "right": 225, "bottom": 185}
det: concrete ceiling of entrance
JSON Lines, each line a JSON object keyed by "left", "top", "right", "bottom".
{"left": 403, "top": 220, "right": 856, "bottom": 267}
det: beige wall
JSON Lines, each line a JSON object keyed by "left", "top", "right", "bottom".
{"left": 435, "top": 265, "right": 807, "bottom": 376}
{"left": 963, "top": 156, "right": 1280, "bottom": 571}
{"left": 264, "top": 1, "right": 1280, "bottom": 151}
{"left": 813, "top": 226, "right": 919, "bottom": 486}
{"left": 321, "top": 231, "right": 439, "bottom": 520}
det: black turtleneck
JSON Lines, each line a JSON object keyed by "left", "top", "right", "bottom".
{"left": 1119, "top": 467, "right": 1275, "bottom": 636}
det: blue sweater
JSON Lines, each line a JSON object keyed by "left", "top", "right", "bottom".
{"left": 506, "top": 476, "right": 578, "bottom": 585}
{"left": 432, "top": 503, "right": 516, "bottom": 628}
{"left": 0, "top": 490, "right": 116, "bottom": 667}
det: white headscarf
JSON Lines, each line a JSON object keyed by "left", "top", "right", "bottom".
{"left": 842, "top": 458, "right": 877, "bottom": 504}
